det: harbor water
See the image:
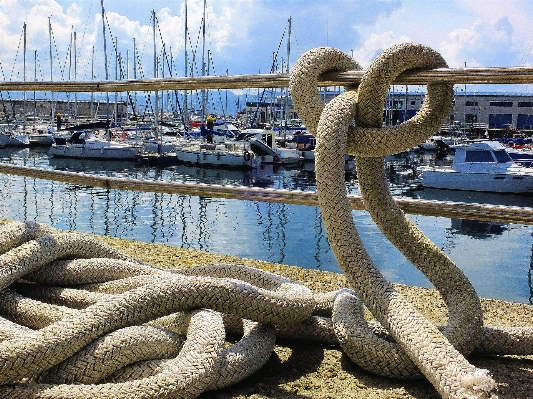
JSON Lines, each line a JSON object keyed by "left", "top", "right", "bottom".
{"left": 1, "top": 146, "right": 532, "bottom": 304}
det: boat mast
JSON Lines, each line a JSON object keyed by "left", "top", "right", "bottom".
{"left": 133, "top": 38, "right": 137, "bottom": 125}
{"left": 284, "top": 17, "right": 291, "bottom": 136}
{"left": 74, "top": 31, "right": 78, "bottom": 120}
{"left": 201, "top": 0, "right": 206, "bottom": 122}
{"left": 23, "top": 22, "right": 26, "bottom": 131}
{"left": 101, "top": 0, "right": 111, "bottom": 139}
{"left": 114, "top": 37, "right": 118, "bottom": 128}
{"left": 152, "top": 9, "right": 159, "bottom": 136}
{"left": 33, "top": 50, "right": 37, "bottom": 121}
{"left": 162, "top": 42, "right": 165, "bottom": 124}
{"left": 183, "top": 0, "right": 188, "bottom": 128}
{"left": 90, "top": 46, "right": 95, "bottom": 120}
{"left": 48, "top": 17, "right": 54, "bottom": 124}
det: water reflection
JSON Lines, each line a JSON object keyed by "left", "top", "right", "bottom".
{"left": 405, "top": 186, "right": 533, "bottom": 208}
{"left": 450, "top": 219, "right": 508, "bottom": 239}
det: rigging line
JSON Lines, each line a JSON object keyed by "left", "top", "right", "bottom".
{"left": 0, "top": 59, "right": 14, "bottom": 109}
{"left": 153, "top": 17, "right": 187, "bottom": 129}
{"left": 34, "top": 51, "right": 49, "bottom": 103}
{"left": 133, "top": 43, "right": 154, "bottom": 121}
{"left": 206, "top": 51, "right": 227, "bottom": 117}
{"left": 188, "top": 18, "right": 204, "bottom": 78}
{"left": 48, "top": 21, "right": 66, "bottom": 80}
{"left": 9, "top": 24, "right": 25, "bottom": 82}
{"left": 103, "top": 14, "right": 137, "bottom": 119}
{"left": 249, "top": 20, "right": 289, "bottom": 127}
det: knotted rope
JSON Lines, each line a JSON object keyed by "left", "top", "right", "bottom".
{"left": 0, "top": 44, "right": 532, "bottom": 399}
{"left": 290, "top": 44, "right": 533, "bottom": 398}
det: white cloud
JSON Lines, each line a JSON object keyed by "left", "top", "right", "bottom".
{"left": 440, "top": 16, "right": 518, "bottom": 68}
{"left": 351, "top": 31, "right": 412, "bottom": 68}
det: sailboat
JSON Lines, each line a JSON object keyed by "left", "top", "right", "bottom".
{"left": 48, "top": 129, "right": 143, "bottom": 160}
{"left": 49, "top": 0, "right": 143, "bottom": 161}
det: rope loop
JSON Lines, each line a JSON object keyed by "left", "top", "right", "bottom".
{"left": 294, "top": 43, "right": 499, "bottom": 398}
{"left": 348, "top": 43, "right": 454, "bottom": 157}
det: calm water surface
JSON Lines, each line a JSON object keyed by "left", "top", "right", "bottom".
{"left": 1, "top": 147, "right": 532, "bottom": 304}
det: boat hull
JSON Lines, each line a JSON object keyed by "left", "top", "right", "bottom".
{"left": 420, "top": 169, "right": 533, "bottom": 194}
{"left": 175, "top": 148, "right": 258, "bottom": 170}
{"left": 48, "top": 143, "right": 142, "bottom": 160}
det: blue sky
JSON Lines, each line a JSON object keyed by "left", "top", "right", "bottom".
{"left": 1, "top": 0, "right": 533, "bottom": 94}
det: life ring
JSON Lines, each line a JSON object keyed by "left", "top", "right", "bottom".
{"left": 243, "top": 151, "right": 251, "bottom": 162}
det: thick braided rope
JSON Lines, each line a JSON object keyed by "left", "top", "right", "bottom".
{"left": 353, "top": 44, "right": 484, "bottom": 356}
{"left": 290, "top": 45, "right": 498, "bottom": 399}
{"left": 0, "top": 221, "right": 315, "bottom": 398}
{"left": 1, "top": 309, "right": 226, "bottom": 399}
{"left": 0, "top": 223, "right": 531, "bottom": 397}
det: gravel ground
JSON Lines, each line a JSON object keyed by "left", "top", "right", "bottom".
{"left": 96, "top": 236, "right": 533, "bottom": 399}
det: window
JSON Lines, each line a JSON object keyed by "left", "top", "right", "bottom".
{"left": 465, "top": 114, "right": 477, "bottom": 124}
{"left": 518, "top": 102, "right": 533, "bottom": 107}
{"left": 465, "top": 101, "right": 478, "bottom": 106}
{"left": 465, "top": 150, "right": 495, "bottom": 162}
{"left": 489, "top": 101, "right": 513, "bottom": 107}
{"left": 493, "top": 150, "right": 512, "bottom": 163}
{"left": 410, "top": 100, "right": 416, "bottom": 106}
{"left": 388, "top": 100, "right": 403, "bottom": 109}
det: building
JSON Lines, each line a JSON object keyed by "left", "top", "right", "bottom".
{"left": 381, "top": 92, "right": 533, "bottom": 137}
{"left": 1, "top": 98, "right": 128, "bottom": 122}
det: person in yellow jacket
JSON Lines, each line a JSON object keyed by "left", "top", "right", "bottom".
{"left": 206, "top": 114, "right": 215, "bottom": 130}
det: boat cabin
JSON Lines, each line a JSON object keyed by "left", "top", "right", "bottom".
{"left": 452, "top": 141, "right": 514, "bottom": 173}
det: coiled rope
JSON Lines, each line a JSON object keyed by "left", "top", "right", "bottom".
{"left": 0, "top": 44, "right": 532, "bottom": 399}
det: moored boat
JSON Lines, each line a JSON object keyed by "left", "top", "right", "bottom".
{"left": 174, "top": 142, "right": 258, "bottom": 170}
{"left": 246, "top": 128, "right": 302, "bottom": 166}
{"left": 48, "top": 131, "right": 143, "bottom": 161}
{"left": 416, "top": 141, "right": 533, "bottom": 194}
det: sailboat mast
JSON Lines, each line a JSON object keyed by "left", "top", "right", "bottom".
{"left": 90, "top": 46, "right": 95, "bottom": 120}
{"left": 201, "top": 0, "right": 206, "bottom": 122}
{"left": 49, "top": 17, "right": 54, "bottom": 122}
{"left": 133, "top": 38, "right": 137, "bottom": 123}
{"left": 153, "top": 10, "right": 159, "bottom": 133}
{"left": 74, "top": 31, "right": 78, "bottom": 119}
{"left": 23, "top": 22, "right": 26, "bottom": 129}
{"left": 183, "top": 0, "right": 188, "bottom": 127}
{"left": 101, "top": 0, "right": 110, "bottom": 138}
{"left": 114, "top": 37, "right": 118, "bottom": 128}
{"left": 286, "top": 17, "right": 291, "bottom": 73}
{"left": 162, "top": 43, "right": 165, "bottom": 124}
{"left": 33, "top": 50, "right": 37, "bottom": 121}
{"left": 283, "top": 17, "right": 291, "bottom": 137}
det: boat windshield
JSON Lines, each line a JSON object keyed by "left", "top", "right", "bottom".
{"left": 464, "top": 150, "right": 495, "bottom": 162}
{"left": 493, "top": 150, "right": 513, "bottom": 163}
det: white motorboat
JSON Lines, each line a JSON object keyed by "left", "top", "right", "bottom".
{"left": 48, "top": 131, "right": 143, "bottom": 161}
{"left": 416, "top": 141, "right": 533, "bottom": 194}
{"left": 245, "top": 129, "right": 303, "bottom": 166}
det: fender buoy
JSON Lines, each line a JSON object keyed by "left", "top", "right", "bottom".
{"left": 243, "top": 151, "right": 251, "bottom": 162}
{"left": 273, "top": 155, "right": 280, "bottom": 163}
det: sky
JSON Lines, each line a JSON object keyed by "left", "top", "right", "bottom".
{"left": 1, "top": 0, "right": 533, "bottom": 94}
